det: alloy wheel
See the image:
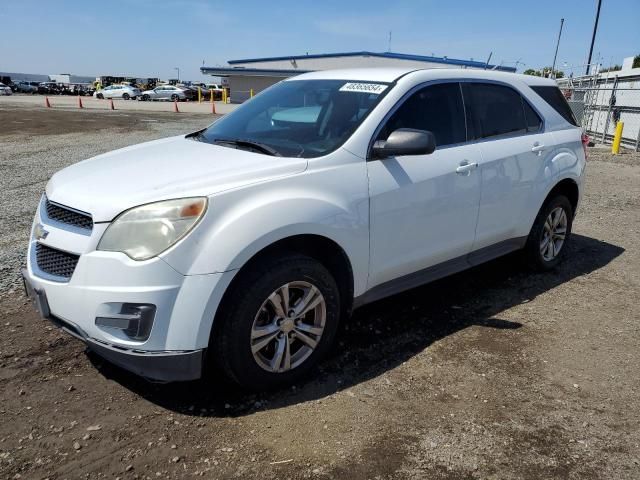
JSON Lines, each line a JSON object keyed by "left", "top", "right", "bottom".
{"left": 250, "top": 281, "right": 326, "bottom": 373}
{"left": 540, "top": 206, "right": 567, "bottom": 261}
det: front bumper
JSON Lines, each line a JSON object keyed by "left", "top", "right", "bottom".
{"left": 23, "top": 268, "right": 204, "bottom": 382}
{"left": 23, "top": 196, "right": 237, "bottom": 382}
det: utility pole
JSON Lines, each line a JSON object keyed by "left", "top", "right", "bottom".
{"left": 551, "top": 18, "right": 564, "bottom": 78}
{"left": 387, "top": 31, "right": 392, "bottom": 52}
{"left": 484, "top": 52, "right": 493, "bottom": 69}
{"left": 586, "top": 0, "right": 602, "bottom": 75}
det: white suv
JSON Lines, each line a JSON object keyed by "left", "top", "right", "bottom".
{"left": 22, "top": 68, "right": 586, "bottom": 389}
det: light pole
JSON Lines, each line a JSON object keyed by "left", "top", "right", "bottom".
{"left": 586, "top": 0, "right": 602, "bottom": 75}
{"left": 174, "top": 67, "right": 180, "bottom": 83}
{"left": 551, "top": 18, "right": 564, "bottom": 78}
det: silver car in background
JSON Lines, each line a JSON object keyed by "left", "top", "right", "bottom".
{"left": 139, "top": 85, "right": 190, "bottom": 101}
{"left": 13, "top": 81, "right": 39, "bottom": 93}
{"left": 0, "top": 83, "right": 13, "bottom": 95}
{"left": 94, "top": 85, "right": 141, "bottom": 100}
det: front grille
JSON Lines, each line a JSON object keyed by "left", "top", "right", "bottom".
{"left": 35, "top": 243, "right": 80, "bottom": 279}
{"left": 45, "top": 198, "right": 93, "bottom": 231}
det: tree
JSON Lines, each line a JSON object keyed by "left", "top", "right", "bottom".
{"left": 600, "top": 65, "right": 622, "bottom": 73}
{"left": 633, "top": 55, "right": 640, "bottom": 69}
{"left": 523, "top": 67, "right": 564, "bottom": 79}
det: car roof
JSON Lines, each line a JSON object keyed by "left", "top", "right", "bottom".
{"left": 289, "top": 67, "right": 558, "bottom": 87}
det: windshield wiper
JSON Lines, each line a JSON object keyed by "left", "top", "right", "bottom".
{"left": 213, "top": 138, "right": 282, "bottom": 157}
{"left": 185, "top": 128, "right": 206, "bottom": 141}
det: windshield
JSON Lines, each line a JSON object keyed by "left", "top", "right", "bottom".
{"left": 195, "top": 79, "right": 391, "bottom": 158}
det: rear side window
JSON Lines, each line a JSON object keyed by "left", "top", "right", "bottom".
{"left": 462, "top": 83, "right": 527, "bottom": 139}
{"left": 531, "top": 86, "right": 578, "bottom": 126}
{"left": 378, "top": 82, "right": 466, "bottom": 147}
{"left": 522, "top": 97, "right": 543, "bottom": 132}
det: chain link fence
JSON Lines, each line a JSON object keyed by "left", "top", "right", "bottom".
{"left": 558, "top": 74, "right": 640, "bottom": 152}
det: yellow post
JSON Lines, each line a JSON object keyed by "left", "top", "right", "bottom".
{"left": 222, "top": 89, "right": 227, "bottom": 104}
{"left": 197, "top": 86, "right": 202, "bottom": 103}
{"left": 209, "top": 89, "right": 214, "bottom": 103}
{"left": 612, "top": 121, "right": 624, "bottom": 154}
{"left": 250, "top": 88, "right": 254, "bottom": 98}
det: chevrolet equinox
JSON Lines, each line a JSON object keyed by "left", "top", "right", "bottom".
{"left": 22, "top": 68, "right": 587, "bottom": 389}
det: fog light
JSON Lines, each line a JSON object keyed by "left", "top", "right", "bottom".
{"left": 95, "top": 303, "right": 156, "bottom": 341}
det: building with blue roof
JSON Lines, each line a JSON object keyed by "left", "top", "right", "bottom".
{"left": 201, "top": 51, "right": 516, "bottom": 103}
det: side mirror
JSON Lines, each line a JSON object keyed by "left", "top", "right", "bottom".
{"left": 372, "top": 128, "right": 436, "bottom": 158}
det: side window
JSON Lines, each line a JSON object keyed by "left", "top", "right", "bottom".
{"left": 531, "top": 85, "right": 578, "bottom": 126}
{"left": 377, "top": 82, "right": 466, "bottom": 148}
{"left": 463, "top": 83, "right": 527, "bottom": 139}
{"left": 522, "top": 97, "right": 542, "bottom": 132}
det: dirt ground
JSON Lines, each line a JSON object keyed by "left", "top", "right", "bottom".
{"left": 1, "top": 107, "right": 639, "bottom": 480}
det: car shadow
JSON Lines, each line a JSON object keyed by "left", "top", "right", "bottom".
{"left": 88, "top": 234, "right": 624, "bottom": 417}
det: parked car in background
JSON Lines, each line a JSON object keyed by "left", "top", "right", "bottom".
{"left": 206, "top": 84, "right": 225, "bottom": 100}
{"left": 38, "top": 82, "right": 64, "bottom": 95}
{"left": 0, "top": 83, "right": 13, "bottom": 95}
{"left": 94, "top": 85, "right": 142, "bottom": 100}
{"left": 140, "top": 85, "right": 191, "bottom": 101}
{"left": 13, "top": 81, "right": 39, "bottom": 93}
{"left": 22, "top": 68, "right": 586, "bottom": 389}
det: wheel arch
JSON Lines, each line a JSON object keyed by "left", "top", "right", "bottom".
{"left": 221, "top": 233, "right": 354, "bottom": 319}
{"left": 544, "top": 177, "right": 580, "bottom": 216}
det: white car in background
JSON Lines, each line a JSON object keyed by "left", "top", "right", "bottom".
{"left": 139, "top": 85, "right": 190, "bottom": 102}
{"left": 94, "top": 85, "right": 141, "bottom": 100}
{"left": 23, "top": 68, "right": 586, "bottom": 390}
{"left": 0, "top": 82, "right": 13, "bottom": 95}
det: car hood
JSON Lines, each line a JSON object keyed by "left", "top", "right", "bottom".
{"left": 46, "top": 135, "right": 308, "bottom": 222}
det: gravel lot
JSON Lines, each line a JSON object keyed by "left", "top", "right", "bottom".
{"left": 1, "top": 106, "right": 639, "bottom": 480}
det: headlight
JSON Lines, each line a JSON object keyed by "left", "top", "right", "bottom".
{"left": 97, "top": 197, "right": 207, "bottom": 260}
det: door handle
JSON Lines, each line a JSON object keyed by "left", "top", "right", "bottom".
{"left": 531, "top": 143, "right": 546, "bottom": 154}
{"left": 456, "top": 161, "right": 478, "bottom": 174}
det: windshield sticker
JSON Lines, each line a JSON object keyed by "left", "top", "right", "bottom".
{"left": 339, "top": 83, "right": 388, "bottom": 95}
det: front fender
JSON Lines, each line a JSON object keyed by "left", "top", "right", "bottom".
{"left": 160, "top": 162, "right": 370, "bottom": 295}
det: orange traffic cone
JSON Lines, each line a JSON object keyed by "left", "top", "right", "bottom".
{"left": 173, "top": 100, "right": 180, "bottom": 113}
{"left": 211, "top": 101, "right": 216, "bottom": 114}
{"left": 77, "top": 96, "right": 84, "bottom": 109}
{"left": 45, "top": 97, "right": 51, "bottom": 108}
{"left": 109, "top": 99, "right": 115, "bottom": 110}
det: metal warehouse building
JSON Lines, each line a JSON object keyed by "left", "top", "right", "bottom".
{"left": 201, "top": 51, "right": 516, "bottom": 103}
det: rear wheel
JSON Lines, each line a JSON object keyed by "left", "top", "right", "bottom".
{"left": 142, "top": 94, "right": 150, "bottom": 101}
{"left": 212, "top": 254, "right": 341, "bottom": 390}
{"left": 524, "top": 194, "right": 573, "bottom": 271}
{"left": 96, "top": 93, "right": 103, "bottom": 99}
{"left": 171, "top": 94, "right": 179, "bottom": 102}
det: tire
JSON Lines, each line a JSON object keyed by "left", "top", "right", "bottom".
{"left": 171, "top": 94, "right": 179, "bottom": 102}
{"left": 212, "top": 254, "right": 341, "bottom": 390}
{"left": 96, "top": 93, "right": 103, "bottom": 99}
{"left": 142, "top": 94, "right": 150, "bottom": 101}
{"left": 122, "top": 93, "right": 130, "bottom": 100}
{"left": 524, "top": 194, "right": 573, "bottom": 271}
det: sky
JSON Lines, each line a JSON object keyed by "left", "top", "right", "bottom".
{"left": 1, "top": 0, "right": 638, "bottom": 81}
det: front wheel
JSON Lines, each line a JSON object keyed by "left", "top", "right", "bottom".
{"left": 142, "top": 94, "right": 150, "bottom": 101}
{"left": 171, "top": 94, "right": 179, "bottom": 102}
{"left": 212, "top": 254, "right": 341, "bottom": 390}
{"left": 96, "top": 93, "right": 103, "bottom": 99}
{"left": 524, "top": 194, "right": 573, "bottom": 271}
{"left": 122, "top": 93, "right": 130, "bottom": 100}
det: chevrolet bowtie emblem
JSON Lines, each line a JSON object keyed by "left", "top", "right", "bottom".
{"left": 34, "top": 223, "right": 49, "bottom": 241}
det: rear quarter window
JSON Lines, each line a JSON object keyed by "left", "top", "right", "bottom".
{"left": 531, "top": 86, "right": 578, "bottom": 126}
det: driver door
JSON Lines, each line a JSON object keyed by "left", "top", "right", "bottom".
{"left": 367, "top": 82, "right": 482, "bottom": 289}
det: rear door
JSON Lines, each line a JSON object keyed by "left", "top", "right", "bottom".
{"left": 462, "top": 82, "right": 553, "bottom": 253}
